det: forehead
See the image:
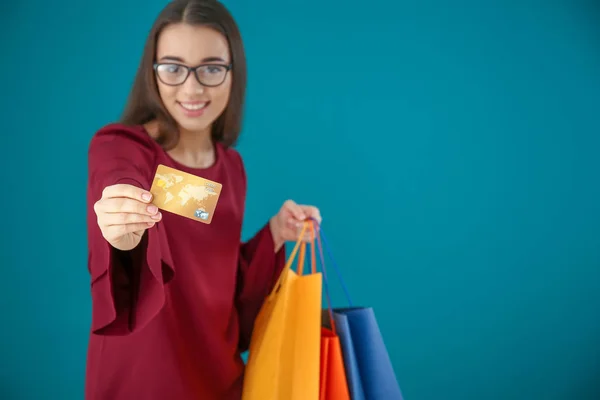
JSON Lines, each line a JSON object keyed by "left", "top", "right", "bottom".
{"left": 156, "top": 23, "right": 230, "bottom": 63}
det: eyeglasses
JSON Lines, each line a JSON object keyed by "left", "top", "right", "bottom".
{"left": 153, "top": 62, "right": 232, "bottom": 87}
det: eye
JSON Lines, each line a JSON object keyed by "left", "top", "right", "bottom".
{"left": 164, "top": 64, "right": 183, "bottom": 74}
{"left": 203, "top": 65, "right": 225, "bottom": 74}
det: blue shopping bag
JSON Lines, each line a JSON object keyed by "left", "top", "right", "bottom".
{"left": 315, "top": 222, "right": 404, "bottom": 400}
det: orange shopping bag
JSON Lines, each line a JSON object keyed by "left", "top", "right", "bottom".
{"left": 242, "top": 221, "right": 322, "bottom": 400}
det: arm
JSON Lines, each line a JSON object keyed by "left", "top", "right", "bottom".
{"left": 87, "top": 124, "right": 173, "bottom": 336}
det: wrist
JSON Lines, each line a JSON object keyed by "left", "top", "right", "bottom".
{"left": 269, "top": 217, "right": 285, "bottom": 252}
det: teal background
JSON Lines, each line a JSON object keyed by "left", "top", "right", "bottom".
{"left": 2, "top": 0, "right": 600, "bottom": 399}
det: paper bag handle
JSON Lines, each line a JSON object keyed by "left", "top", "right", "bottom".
{"left": 281, "top": 221, "right": 309, "bottom": 272}
{"left": 311, "top": 218, "right": 354, "bottom": 308}
{"left": 295, "top": 220, "right": 338, "bottom": 334}
{"left": 297, "top": 222, "right": 317, "bottom": 276}
{"left": 268, "top": 220, "right": 316, "bottom": 298}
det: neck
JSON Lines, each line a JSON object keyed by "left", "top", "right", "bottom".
{"left": 169, "top": 126, "right": 216, "bottom": 169}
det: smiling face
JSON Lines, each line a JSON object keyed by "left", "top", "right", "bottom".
{"left": 154, "top": 23, "right": 233, "bottom": 136}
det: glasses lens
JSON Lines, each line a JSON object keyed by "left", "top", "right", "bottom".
{"left": 196, "top": 65, "right": 228, "bottom": 86}
{"left": 156, "top": 64, "right": 188, "bottom": 85}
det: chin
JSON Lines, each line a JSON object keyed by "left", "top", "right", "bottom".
{"left": 177, "top": 119, "right": 213, "bottom": 134}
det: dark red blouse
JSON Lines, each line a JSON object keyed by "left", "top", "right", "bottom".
{"left": 85, "top": 124, "right": 285, "bottom": 399}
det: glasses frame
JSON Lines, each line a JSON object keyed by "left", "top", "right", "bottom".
{"left": 153, "top": 62, "right": 233, "bottom": 87}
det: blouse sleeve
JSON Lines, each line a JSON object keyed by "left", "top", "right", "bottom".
{"left": 231, "top": 150, "right": 286, "bottom": 352}
{"left": 86, "top": 124, "right": 174, "bottom": 336}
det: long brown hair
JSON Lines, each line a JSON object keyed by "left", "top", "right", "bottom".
{"left": 120, "top": 0, "right": 247, "bottom": 150}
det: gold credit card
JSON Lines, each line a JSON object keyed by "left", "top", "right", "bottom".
{"left": 149, "top": 164, "right": 222, "bottom": 224}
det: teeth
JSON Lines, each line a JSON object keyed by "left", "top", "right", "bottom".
{"left": 181, "top": 102, "right": 207, "bottom": 110}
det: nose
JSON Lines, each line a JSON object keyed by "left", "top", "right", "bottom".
{"left": 182, "top": 72, "right": 204, "bottom": 95}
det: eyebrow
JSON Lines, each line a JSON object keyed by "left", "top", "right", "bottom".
{"left": 159, "top": 56, "right": 228, "bottom": 64}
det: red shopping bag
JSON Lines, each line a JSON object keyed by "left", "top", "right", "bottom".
{"left": 320, "top": 326, "right": 350, "bottom": 400}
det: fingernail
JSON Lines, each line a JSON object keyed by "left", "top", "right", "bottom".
{"left": 147, "top": 205, "right": 158, "bottom": 214}
{"left": 151, "top": 212, "right": 162, "bottom": 220}
{"left": 142, "top": 192, "right": 152, "bottom": 201}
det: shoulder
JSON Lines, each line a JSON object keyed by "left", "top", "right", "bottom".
{"left": 88, "top": 123, "right": 159, "bottom": 167}
{"left": 218, "top": 144, "right": 246, "bottom": 178}
{"left": 89, "top": 123, "right": 156, "bottom": 150}
{"left": 89, "top": 123, "right": 158, "bottom": 157}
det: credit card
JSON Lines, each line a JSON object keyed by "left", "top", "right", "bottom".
{"left": 149, "top": 164, "right": 222, "bottom": 224}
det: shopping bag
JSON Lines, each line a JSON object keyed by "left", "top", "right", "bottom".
{"left": 323, "top": 311, "right": 365, "bottom": 399}
{"left": 320, "top": 327, "right": 351, "bottom": 400}
{"left": 324, "top": 308, "right": 403, "bottom": 400}
{"left": 242, "top": 222, "right": 322, "bottom": 400}
{"left": 314, "top": 221, "right": 405, "bottom": 400}
{"left": 298, "top": 230, "right": 351, "bottom": 400}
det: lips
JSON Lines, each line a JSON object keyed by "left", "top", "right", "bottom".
{"left": 179, "top": 101, "right": 209, "bottom": 111}
{"left": 177, "top": 100, "right": 210, "bottom": 117}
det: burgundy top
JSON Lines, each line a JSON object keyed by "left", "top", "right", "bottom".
{"left": 85, "top": 124, "right": 285, "bottom": 399}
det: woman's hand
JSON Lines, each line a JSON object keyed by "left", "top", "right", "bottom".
{"left": 94, "top": 184, "right": 163, "bottom": 251}
{"left": 269, "top": 199, "right": 322, "bottom": 252}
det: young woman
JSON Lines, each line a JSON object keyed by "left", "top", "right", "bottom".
{"left": 85, "top": 0, "right": 322, "bottom": 398}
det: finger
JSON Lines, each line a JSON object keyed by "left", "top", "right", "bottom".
{"left": 101, "top": 212, "right": 162, "bottom": 227}
{"left": 300, "top": 205, "right": 322, "bottom": 224}
{"left": 286, "top": 218, "right": 314, "bottom": 232}
{"left": 283, "top": 199, "right": 307, "bottom": 221}
{"left": 104, "top": 222, "right": 154, "bottom": 241}
{"left": 287, "top": 217, "right": 302, "bottom": 229}
{"left": 97, "top": 197, "right": 160, "bottom": 216}
{"left": 102, "top": 184, "right": 153, "bottom": 203}
{"left": 290, "top": 221, "right": 315, "bottom": 238}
